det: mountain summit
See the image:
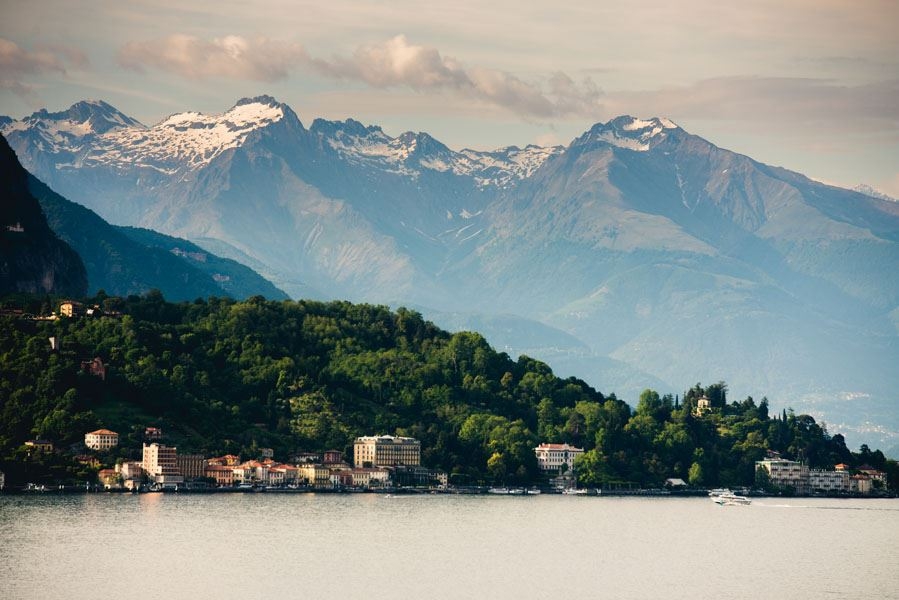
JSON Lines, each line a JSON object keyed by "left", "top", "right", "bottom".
{"left": 4, "top": 98, "right": 898, "bottom": 449}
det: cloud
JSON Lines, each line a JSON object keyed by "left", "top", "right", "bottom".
{"left": 0, "top": 38, "right": 66, "bottom": 77}
{"left": 0, "top": 37, "right": 87, "bottom": 101}
{"left": 308, "top": 35, "right": 602, "bottom": 119}
{"left": 118, "top": 34, "right": 307, "bottom": 82}
{"left": 118, "top": 33, "right": 603, "bottom": 119}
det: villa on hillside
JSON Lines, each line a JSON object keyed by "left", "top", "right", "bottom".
{"left": 534, "top": 443, "right": 584, "bottom": 474}
{"left": 84, "top": 429, "right": 118, "bottom": 451}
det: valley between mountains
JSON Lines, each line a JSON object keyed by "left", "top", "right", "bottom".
{"left": 4, "top": 96, "right": 898, "bottom": 453}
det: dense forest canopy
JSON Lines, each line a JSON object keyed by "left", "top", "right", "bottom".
{"left": 1, "top": 291, "right": 895, "bottom": 490}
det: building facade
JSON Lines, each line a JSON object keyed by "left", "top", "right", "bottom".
{"left": 25, "top": 439, "right": 54, "bottom": 453}
{"left": 84, "top": 429, "right": 119, "bottom": 451}
{"left": 297, "top": 464, "right": 333, "bottom": 488}
{"left": 142, "top": 443, "right": 183, "bottom": 485}
{"left": 534, "top": 443, "right": 584, "bottom": 473}
{"left": 756, "top": 458, "right": 809, "bottom": 494}
{"left": 808, "top": 469, "right": 849, "bottom": 494}
{"left": 176, "top": 454, "right": 206, "bottom": 480}
{"left": 354, "top": 435, "right": 421, "bottom": 467}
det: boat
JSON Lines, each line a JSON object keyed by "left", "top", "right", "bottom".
{"left": 562, "top": 488, "right": 588, "bottom": 496}
{"left": 488, "top": 487, "right": 525, "bottom": 495}
{"left": 712, "top": 491, "right": 751, "bottom": 505}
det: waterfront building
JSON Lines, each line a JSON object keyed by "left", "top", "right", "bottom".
{"left": 176, "top": 454, "right": 206, "bottom": 480}
{"left": 84, "top": 429, "right": 119, "bottom": 451}
{"left": 297, "top": 463, "right": 332, "bottom": 488}
{"left": 858, "top": 466, "right": 888, "bottom": 488}
{"left": 756, "top": 458, "right": 809, "bottom": 494}
{"left": 142, "top": 443, "right": 183, "bottom": 486}
{"left": 98, "top": 469, "right": 120, "bottom": 489}
{"left": 205, "top": 465, "right": 236, "bottom": 487}
{"left": 808, "top": 469, "right": 849, "bottom": 494}
{"left": 354, "top": 467, "right": 391, "bottom": 488}
{"left": 534, "top": 443, "right": 584, "bottom": 473}
{"left": 850, "top": 474, "right": 873, "bottom": 495}
{"left": 353, "top": 435, "right": 421, "bottom": 467}
{"left": 117, "top": 461, "right": 144, "bottom": 483}
{"left": 233, "top": 461, "right": 270, "bottom": 486}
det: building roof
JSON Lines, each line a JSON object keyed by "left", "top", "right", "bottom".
{"left": 535, "top": 443, "right": 584, "bottom": 451}
{"left": 87, "top": 429, "right": 118, "bottom": 436}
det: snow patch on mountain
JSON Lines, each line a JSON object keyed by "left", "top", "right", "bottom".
{"left": 311, "top": 118, "right": 562, "bottom": 186}
{"left": 1, "top": 97, "right": 287, "bottom": 174}
{"left": 579, "top": 116, "right": 680, "bottom": 152}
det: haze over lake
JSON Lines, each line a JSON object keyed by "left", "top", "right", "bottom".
{"left": 2, "top": 493, "right": 897, "bottom": 599}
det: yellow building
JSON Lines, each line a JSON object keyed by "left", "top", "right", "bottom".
{"left": 354, "top": 435, "right": 421, "bottom": 467}
{"left": 25, "top": 439, "right": 54, "bottom": 453}
{"left": 297, "top": 464, "right": 332, "bottom": 488}
{"left": 84, "top": 429, "right": 119, "bottom": 451}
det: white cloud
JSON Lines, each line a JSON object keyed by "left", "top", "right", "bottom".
{"left": 118, "top": 34, "right": 307, "bottom": 82}
{"left": 309, "top": 35, "right": 602, "bottom": 119}
{"left": 0, "top": 37, "right": 87, "bottom": 101}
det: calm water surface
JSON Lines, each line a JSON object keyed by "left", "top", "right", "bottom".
{"left": 1, "top": 493, "right": 897, "bottom": 599}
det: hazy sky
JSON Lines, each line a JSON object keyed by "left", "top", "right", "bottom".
{"left": 2, "top": 0, "right": 897, "bottom": 194}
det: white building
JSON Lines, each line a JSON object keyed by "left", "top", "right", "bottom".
{"left": 534, "top": 443, "right": 584, "bottom": 473}
{"left": 808, "top": 469, "right": 849, "bottom": 494}
{"left": 756, "top": 458, "right": 809, "bottom": 494}
{"left": 84, "top": 429, "right": 119, "bottom": 451}
{"left": 142, "top": 443, "right": 183, "bottom": 486}
{"left": 354, "top": 435, "right": 421, "bottom": 467}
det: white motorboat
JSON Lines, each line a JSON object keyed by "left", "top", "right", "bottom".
{"left": 712, "top": 492, "right": 751, "bottom": 505}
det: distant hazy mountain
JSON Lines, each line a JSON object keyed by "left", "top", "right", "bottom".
{"left": 0, "top": 134, "right": 86, "bottom": 297}
{"left": 5, "top": 98, "right": 899, "bottom": 451}
{"left": 27, "top": 174, "right": 289, "bottom": 302}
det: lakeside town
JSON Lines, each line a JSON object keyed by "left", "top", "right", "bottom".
{"left": 1, "top": 427, "right": 890, "bottom": 497}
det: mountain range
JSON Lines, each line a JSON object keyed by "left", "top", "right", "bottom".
{"left": 4, "top": 96, "right": 898, "bottom": 452}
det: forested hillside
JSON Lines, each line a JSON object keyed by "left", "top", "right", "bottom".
{"left": 1, "top": 293, "right": 895, "bottom": 489}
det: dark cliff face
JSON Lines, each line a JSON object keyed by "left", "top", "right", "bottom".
{"left": 0, "top": 134, "right": 87, "bottom": 297}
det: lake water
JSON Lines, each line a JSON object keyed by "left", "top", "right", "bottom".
{"left": 1, "top": 493, "right": 897, "bottom": 599}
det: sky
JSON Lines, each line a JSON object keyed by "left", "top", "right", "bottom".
{"left": 2, "top": 0, "right": 897, "bottom": 195}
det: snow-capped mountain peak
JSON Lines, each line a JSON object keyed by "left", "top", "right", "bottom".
{"left": 27, "top": 99, "right": 144, "bottom": 134}
{"left": 578, "top": 116, "right": 680, "bottom": 152}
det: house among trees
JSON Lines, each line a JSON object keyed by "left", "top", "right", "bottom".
{"left": 80, "top": 357, "right": 107, "bottom": 380}
{"left": 693, "top": 395, "right": 712, "bottom": 416}
{"left": 24, "top": 439, "right": 54, "bottom": 453}
{"left": 59, "top": 301, "right": 84, "bottom": 318}
{"left": 534, "top": 443, "right": 584, "bottom": 473}
{"left": 84, "top": 429, "right": 118, "bottom": 450}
